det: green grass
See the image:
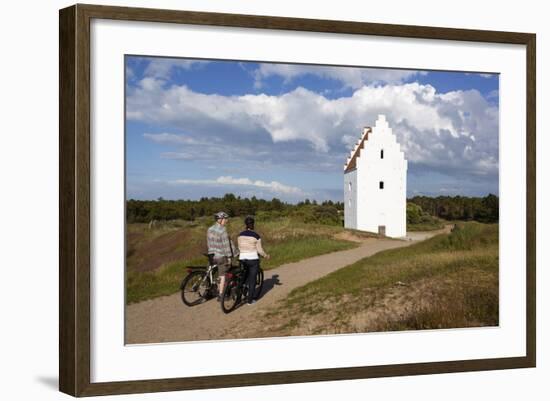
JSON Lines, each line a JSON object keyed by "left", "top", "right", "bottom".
{"left": 126, "top": 256, "right": 203, "bottom": 304}
{"left": 407, "top": 220, "right": 445, "bottom": 231}
{"left": 261, "top": 237, "right": 355, "bottom": 270}
{"left": 262, "top": 221, "right": 499, "bottom": 335}
{"left": 126, "top": 216, "right": 357, "bottom": 304}
{"left": 288, "top": 221, "right": 497, "bottom": 302}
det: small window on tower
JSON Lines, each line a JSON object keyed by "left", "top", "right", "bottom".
{"left": 379, "top": 181, "right": 384, "bottom": 189}
{"left": 381, "top": 149, "right": 384, "bottom": 159}
{"left": 348, "top": 199, "right": 352, "bottom": 207}
{"left": 348, "top": 182, "right": 352, "bottom": 192}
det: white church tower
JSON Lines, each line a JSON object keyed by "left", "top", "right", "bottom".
{"left": 344, "top": 115, "right": 407, "bottom": 238}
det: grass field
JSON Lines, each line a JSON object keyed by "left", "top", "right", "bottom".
{"left": 126, "top": 216, "right": 357, "bottom": 304}
{"left": 260, "top": 221, "right": 499, "bottom": 335}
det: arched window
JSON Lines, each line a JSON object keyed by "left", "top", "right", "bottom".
{"left": 380, "top": 149, "right": 384, "bottom": 159}
{"left": 348, "top": 182, "right": 352, "bottom": 192}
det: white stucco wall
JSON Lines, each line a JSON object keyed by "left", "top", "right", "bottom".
{"left": 343, "top": 169, "right": 357, "bottom": 229}
{"left": 344, "top": 115, "right": 407, "bottom": 238}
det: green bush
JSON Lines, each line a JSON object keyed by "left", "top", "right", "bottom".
{"left": 407, "top": 202, "right": 443, "bottom": 230}
{"left": 407, "top": 202, "right": 423, "bottom": 224}
{"left": 290, "top": 205, "right": 341, "bottom": 226}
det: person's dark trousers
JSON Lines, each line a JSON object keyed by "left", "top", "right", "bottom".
{"left": 242, "top": 259, "right": 260, "bottom": 303}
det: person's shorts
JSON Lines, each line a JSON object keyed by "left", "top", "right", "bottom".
{"left": 214, "top": 256, "right": 231, "bottom": 275}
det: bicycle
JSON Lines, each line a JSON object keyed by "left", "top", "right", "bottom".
{"left": 220, "top": 262, "right": 264, "bottom": 314}
{"left": 180, "top": 253, "right": 219, "bottom": 306}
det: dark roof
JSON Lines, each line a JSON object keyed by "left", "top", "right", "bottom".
{"left": 344, "top": 127, "right": 371, "bottom": 173}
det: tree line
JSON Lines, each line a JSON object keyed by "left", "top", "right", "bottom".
{"left": 408, "top": 194, "right": 498, "bottom": 223}
{"left": 126, "top": 193, "right": 498, "bottom": 225}
{"left": 127, "top": 194, "right": 344, "bottom": 225}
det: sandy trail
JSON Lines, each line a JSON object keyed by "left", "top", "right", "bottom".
{"left": 125, "top": 226, "right": 451, "bottom": 344}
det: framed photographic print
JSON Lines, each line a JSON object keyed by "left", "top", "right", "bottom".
{"left": 59, "top": 3, "right": 536, "bottom": 397}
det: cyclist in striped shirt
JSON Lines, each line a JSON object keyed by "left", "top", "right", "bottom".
{"left": 237, "top": 216, "right": 270, "bottom": 305}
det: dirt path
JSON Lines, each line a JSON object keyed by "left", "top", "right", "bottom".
{"left": 125, "top": 226, "right": 451, "bottom": 344}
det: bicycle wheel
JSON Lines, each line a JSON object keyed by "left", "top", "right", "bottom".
{"left": 180, "top": 270, "right": 210, "bottom": 306}
{"left": 221, "top": 279, "right": 240, "bottom": 314}
{"left": 253, "top": 268, "right": 264, "bottom": 300}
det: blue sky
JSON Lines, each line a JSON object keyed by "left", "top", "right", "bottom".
{"left": 125, "top": 56, "right": 499, "bottom": 202}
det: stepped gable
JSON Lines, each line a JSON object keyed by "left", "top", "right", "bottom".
{"left": 344, "top": 126, "right": 372, "bottom": 173}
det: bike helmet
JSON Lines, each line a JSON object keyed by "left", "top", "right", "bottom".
{"left": 214, "top": 211, "right": 229, "bottom": 220}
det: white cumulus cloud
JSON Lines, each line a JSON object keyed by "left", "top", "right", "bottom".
{"left": 128, "top": 78, "right": 498, "bottom": 179}
{"left": 170, "top": 176, "right": 305, "bottom": 196}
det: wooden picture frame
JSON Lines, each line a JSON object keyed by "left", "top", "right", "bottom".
{"left": 59, "top": 3, "right": 536, "bottom": 397}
